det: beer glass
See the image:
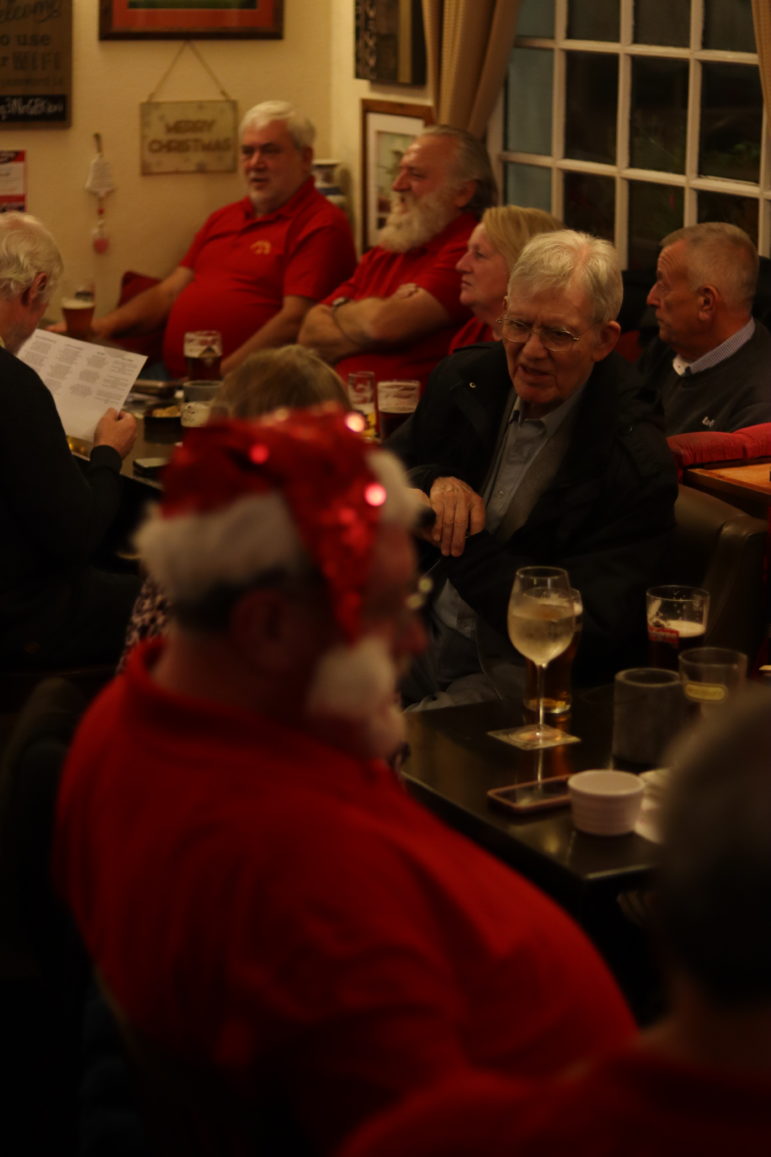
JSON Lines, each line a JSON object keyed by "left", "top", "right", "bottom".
{"left": 61, "top": 278, "right": 95, "bottom": 340}
{"left": 184, "top": 330, "right": 222, "bottom": 381}
{"left": 505, "top": 566, "right": 575, "bottom": 749}
{"left": 646, "top": 585, "right": 709, "bottom": 670}
{"left": 376, "top": 380, "right": 419, "bottom": 440}
{"left": 679, "top": 647, "right": 747, "bottom": 718}
{"left": 347, "top": 372, "right": 377, "bottom": 439}
{"left": 524, "top": 588, "right": 582, "bottom": 715}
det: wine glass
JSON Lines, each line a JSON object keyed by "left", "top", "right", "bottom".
{"left": 506, "top": 566, "right": 575, "bottom": 749}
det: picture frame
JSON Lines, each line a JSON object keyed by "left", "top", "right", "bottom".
{"left": 355, "top": 0, "right": 426, "bottom": 86}
{"left": 361, "top": 98, "right": 433, "bottom": 250}
{"left": 99, "top": 1, "right": 283, "bottom": 41}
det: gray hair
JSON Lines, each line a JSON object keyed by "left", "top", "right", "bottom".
{"left": 210, "top": 345, "right": 348, "bottom": 419}
{"left": 0, "top": 211, "right": 63, "bottom": 303}
{"left": 239, "top": 100, "right": 316, "bottom": 151}
{"left": 419, "top": 124, "right": 497, "bottom": 216}
{"left": 660, "top": 222, "right": 758, "bottom": 312}
{"left": 657, "top": 686, "right": 771, "bottom": 1006}
{"left": 507, "top": 229, "right": 622, "bottom": 325}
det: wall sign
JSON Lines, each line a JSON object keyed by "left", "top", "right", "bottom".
{"left": 140, "top": 100, "right": 238, "bottom": 175}
{"left": 0, "top": 1, "right": 72, "bottom": 129}
{"left": 0, "top": 149, "right": 26, "bottom": 211}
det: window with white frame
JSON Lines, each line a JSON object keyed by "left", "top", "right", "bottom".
{"left": 495, "top": 0, "right": 767, "bottom": 268}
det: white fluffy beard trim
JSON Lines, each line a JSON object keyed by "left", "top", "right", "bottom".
{"left": 306, "top": 635, "right": 406, "bottom": 760}
{"left": 135, "top": 492, "right": 307, "bottom": 603}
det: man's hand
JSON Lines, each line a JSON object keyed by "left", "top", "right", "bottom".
{"left": 428, "top": 476, "right": 485, "bottom": 557}
{"left": 93, "top": 408, "right": 138, "bottom": 459}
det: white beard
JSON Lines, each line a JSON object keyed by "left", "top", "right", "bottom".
{"left": 377, "top": 188, "right": 459, "bottom": 253}
{"left": 305, "top": 635, "right": 406, "bottom": 761}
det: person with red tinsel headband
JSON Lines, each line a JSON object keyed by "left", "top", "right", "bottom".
{"left": 55, "top": 408, "right": 633, "bottom": 1155}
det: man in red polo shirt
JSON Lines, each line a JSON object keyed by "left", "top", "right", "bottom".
{"left": 299, "top": 126, "right": 496, "bottom": 388}
{"left": 91, "top": 101, "right": 356, "bottom": 378}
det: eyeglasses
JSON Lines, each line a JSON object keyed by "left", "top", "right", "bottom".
{"left": 496, "top": 317, "right": 584, "bottom": 352}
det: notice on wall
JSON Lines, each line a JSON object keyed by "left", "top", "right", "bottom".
{"left": 0, "top": 149, "right": 25, "bottom": 210}
{"left": 140, "top": 100, "right": 237, "bottom": 175}
{"left": 0, "top": 1, "right": 72, "bottom": 129}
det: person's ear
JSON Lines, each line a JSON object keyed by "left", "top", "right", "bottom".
{"left": 229, "top": 588, "right": 295, "bottom": 671}
{"left": 591, "top": 319, "right": 621, "bottom": 361}
{"left": 21, "top": 272, "right": 47, "bottom": 306}
{"left": 453, "top": 179, "right": 477, "bottom": 210}
{"left": 697, "top": 284, "right": 718, "bottom": 319}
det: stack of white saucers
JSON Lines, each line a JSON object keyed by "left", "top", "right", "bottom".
{"left": 568, "top": 770, "right": 645, "bottom": 836}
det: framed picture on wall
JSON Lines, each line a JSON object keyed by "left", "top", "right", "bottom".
{"left": 355, "top": 0, "right": 426, "bottom": 85}
{"left": 99, "top": 1, "right": 283, "bottom": 40}
{"left": 361, "top": 98, "right": 433, "bottom": 250}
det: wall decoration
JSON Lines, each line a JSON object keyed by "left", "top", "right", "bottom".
{"left": 361, "top": 99, "right": 433, "bottom": 250}
{"left": 355, "top": 0, "right": 425, "bottom": 85}
{"left": 0, "top": 4, "right": 72, "bottom": 129}
{"left": 100, "top": 1, "right": 283, "bottom": 40}
{"left": 140, "top": 100, "right": 238, "bottom": 174}
{"left": 0, "top": 150, "right": 26, "bottom": 211}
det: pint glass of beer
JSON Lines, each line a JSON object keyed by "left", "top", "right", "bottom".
{"left": 524, "top": 588, "right": 582, "bottom": 715}
{"left": 61, "top": 279, "right": 95, "bottom": 340}
{"left": 347, "top": 372, "right": 377, "bottom": 440}
{"left": 646, "top": 585, "right": 709, "bottom": 670}
{"left": 376, "top": 380, "right": 420, "bottom": 440}
{"left": 184, "top": 330, "right": 222, "bottom": 381}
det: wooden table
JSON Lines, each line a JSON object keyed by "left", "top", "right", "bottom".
{"left": 403, "top": 691, "right": 658, "bottom": 921}
{"left": 685, "top": 461, "right": 771, "bottom": 519}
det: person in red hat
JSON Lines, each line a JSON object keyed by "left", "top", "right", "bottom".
{"left": 55, "top": 408, "right": 633, "bottom": 1154}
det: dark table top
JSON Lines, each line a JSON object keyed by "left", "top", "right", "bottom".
{"left": 402, "top": 691, "right": 658, "bottom": 918}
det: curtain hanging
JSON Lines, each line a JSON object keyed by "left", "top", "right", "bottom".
{"left": 752, "top": 0, "right": 771, "bottom": 127}
{"left": 421, "top": 0, "right": 523, "bottom": 137}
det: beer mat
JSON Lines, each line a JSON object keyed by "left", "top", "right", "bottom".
{"left": 633, "top": 768, "right": 670, "bottom": 844}
{"left": 487, "top": 726, "right": 581, "bottom": 751}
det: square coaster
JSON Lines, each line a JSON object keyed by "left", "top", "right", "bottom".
{"left": 487, "top": 726, "right": 581, "bottom": 751}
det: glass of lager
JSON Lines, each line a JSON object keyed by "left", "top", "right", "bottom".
{"left": 524, "top": 588, "right": 582, "bottom": 716}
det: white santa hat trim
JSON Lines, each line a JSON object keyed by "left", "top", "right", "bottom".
{"left": 135, "top": 448, "right": 422, "bottom": 604}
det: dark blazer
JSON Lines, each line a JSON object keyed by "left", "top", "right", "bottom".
{"left": 0, "top": 348, "right": 126, "bottom": 660}
{"left": 389, "top": 343, "right": 678, "bottom": 682}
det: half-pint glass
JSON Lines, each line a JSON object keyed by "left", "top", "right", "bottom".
{"left": 524, "top": 589, "right": 583, "bottom": 715}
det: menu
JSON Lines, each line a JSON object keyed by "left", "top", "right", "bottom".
{"left": 18, "top": 331, "right": 146, "bottom": 442}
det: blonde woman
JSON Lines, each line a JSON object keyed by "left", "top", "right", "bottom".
{"left": 451, "top": 205, "right": 562, "bottom": 351}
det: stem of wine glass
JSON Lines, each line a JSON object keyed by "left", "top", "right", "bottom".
{"left": 536, "top": 662, "right": 546, "bottom": 733}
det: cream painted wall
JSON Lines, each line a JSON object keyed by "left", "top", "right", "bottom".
{"left": 2, "top": 2, "right": 433, "bottom": 320}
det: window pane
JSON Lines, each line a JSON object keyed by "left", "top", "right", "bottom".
{"left": 699, "top": 63, "right": 762, "bottom": 182}
{"left": 517, "top": 0, "right": 554, "bottom": 38}
{"left": 565, "top": 53, "right": 618, "bottom": 164}
{"left": 505, "top": 48, "right": 553, "bottom": 155}
{"left": 703, "top": 0, "right": 755, "bottom": 52}
{"left": 505, "top": 164, "right": 552, "bottom": 212}
{"left": 631, "top": 58, "right": 688, "bottom": 172}
{"left": 563, "top": 172, "right": 615, "bottom": 241}
{"left": 567, "top": 0, "right": 619, "bottom": 41}
{"left": 628, "top": 183, "right": 684, "bottom": 269}
{"left": 698, "top": 192, "right": 759, "bottom": 246}
{"left": 634, "top": 0, "right": 690, "bottom": 47}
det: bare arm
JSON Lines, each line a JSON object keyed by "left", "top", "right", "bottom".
{"left": 299, "top": 286, "right": 451, "bottom": 365}
{"left": 92, "top": 266, "right": 194, "bottom": 340}
{"left": 220, "top": 295, "right": 316, "bottom": 375}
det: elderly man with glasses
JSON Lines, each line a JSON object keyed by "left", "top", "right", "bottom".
{"left": 390, "top": 229, "right": 678, "bottom": 705}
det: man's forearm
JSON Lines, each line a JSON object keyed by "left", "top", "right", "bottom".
{"left": 298, "top": 304, "right": 360, "bottom": 363}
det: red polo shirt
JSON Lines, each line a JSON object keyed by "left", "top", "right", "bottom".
{"left": 163, "top": 178, "right": 356, "bottom": 377}
{"left": 327, "top": 212, "right": 476, "bottom": 389}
